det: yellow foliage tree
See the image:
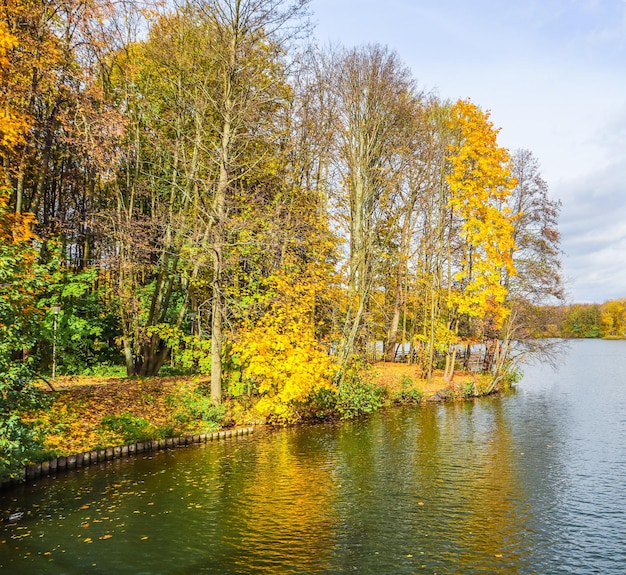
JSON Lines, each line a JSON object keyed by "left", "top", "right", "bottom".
{"left": 443, "top": 100, "right": 517, "bottom": 380}
{"left": 600, "top": 299, "right": 626, "bottom": 338}
{"left": 234, "top": 265, "right": 339, "bottom": 423}
{"left": 0, "top": 22, "right": 29, "bottom": 161}
{"left": 446, "top": 100, "right": 516, "bottom": 324}
{"left": 0, "top": 22, "right": 35, "bottom": 243}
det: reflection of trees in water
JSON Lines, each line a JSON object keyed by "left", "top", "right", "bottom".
{"left": 227, "top": 429, "right": 339, "bottom": 573}
{"left": 0, "top": 375, "right": 585, "bottom": 575}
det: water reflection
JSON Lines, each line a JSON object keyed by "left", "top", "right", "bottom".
{"left": 2, "top": 340, "right": 626, "bottom": 574}
{"left": 223, "top": 430, "right": 340, "bottom": 574}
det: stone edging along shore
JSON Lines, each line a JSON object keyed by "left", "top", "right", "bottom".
{"left": 0, "top": 426, "right": 255, "bottom": 492}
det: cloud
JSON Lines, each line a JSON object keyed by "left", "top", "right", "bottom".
{"left": 556, "top": 157, "right": 626, "bottom": 302}
{"left": 594, "top": 104, "right": 626, "bottom": 163}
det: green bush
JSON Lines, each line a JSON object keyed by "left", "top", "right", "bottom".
{"left": 166, "top": 384, "right": 226, "bottom": 432}
{"left": 99, "top": 413, "right": 157, "bottom": 443}
{"left": 1, "top": 413, "right": 41, "bottom": 480}
{"left": 390, "top": 374, "right": 423, "bottom": 404}
{"left": 336, "top": 365, "right": 383, "bottom": 419}
{"left": 81, "top": 363, "right": 127, "bottom": 378}
{"left": 305, "top": 387, "right": 339, "bottom": 421}
{"left": 462, "top": 380, "right": 476, "bottom": 398}
{"left": 0, "top": 365, "right": 51, "bottom": 481}
{"left": 393, "top": 388, "right": 424, "bottom": 404}
{"left": 500, "top": 368, "right": 523, "bottom": 390}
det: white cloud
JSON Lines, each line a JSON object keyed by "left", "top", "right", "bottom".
{"left": 556, "top": 156, "right": 626, "bottom": 302}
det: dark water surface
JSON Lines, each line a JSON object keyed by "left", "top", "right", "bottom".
{"left": 1, "top": 339, "right": 625, "bottom": 574}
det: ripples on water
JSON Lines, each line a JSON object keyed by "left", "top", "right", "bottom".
{"left": 1, "top": 339, "right": 626, "bottom": 574}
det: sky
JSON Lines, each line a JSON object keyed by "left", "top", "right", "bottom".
{"left": 310, "top": 0, "right": 626, "bottom": 303}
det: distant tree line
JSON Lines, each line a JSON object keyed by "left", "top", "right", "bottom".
{"left": 531, "top": 301, "right": 626, "bottom": 339}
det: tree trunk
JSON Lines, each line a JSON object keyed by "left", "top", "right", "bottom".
{"left": 385, "top": 303, "right": 401, "bottom": 362}
{"left": 444, "top": 345, "right": 457, "bottom": 383}
{"left": 210, "top": 102, "right": 231, "bottom": 405}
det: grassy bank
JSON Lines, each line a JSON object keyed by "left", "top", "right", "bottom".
{"left": 24, "top": 364, "right": 491, "bottom": 459}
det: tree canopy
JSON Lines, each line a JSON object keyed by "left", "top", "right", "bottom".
{"left": 0, "top": 0, "right": 566, "bottom": 442}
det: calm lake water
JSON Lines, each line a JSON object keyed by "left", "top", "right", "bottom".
{"left": 1, "top": 339, "right": 626, "bottom": 574}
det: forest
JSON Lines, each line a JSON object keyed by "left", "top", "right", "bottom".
{"left": 535, "top": 300, "right": 626, "bottom": 339}
{"left": 1, "top": 0, "right": 565, "bottom": 478}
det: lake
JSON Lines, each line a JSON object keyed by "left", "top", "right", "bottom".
{"left": 1, "top": 339, "right": 625, "bottom": 574}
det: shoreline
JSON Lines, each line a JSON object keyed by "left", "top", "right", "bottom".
{"left": 2, "top": 364, "right": 497, "bottom": 490}
{"left": 0, "top": 427, "right": 255, "bottom": 493}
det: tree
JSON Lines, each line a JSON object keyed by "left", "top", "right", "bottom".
{"left": 600, "top": 299, "right": 625, "bottom": 337}
{"left": 0, "top": 23, "right": 28, "bottom": 157}
{"left": 562, "top": 304, "right": 602, "bottom": 338}
{"left": 508, "top": 149, "right": 563, "bottom": 305}
{"left": 107, "top": 7, "right": 221, "bottom": 377}
{"left": 0, "top": 23, "right": 48, "bottom": 479}
{"left": 0, "top": 189, "right": 48, "bottom": 480}
{"left": 105, "top": 0, "right": 311, "bottom": 397}
{"left": 327, "top": 44, "right": 418, "bottom": 377}
{"left": 409, "top": 99, "right": 455, "bottom": 380}
{"left": 443, "top": 100, "right": 516, "bottom": 383}
{"left": 376, "top": 97, "right": 456, "bottom": 376}
{"left": 193, "top": 0, "right": 311, "bottom": 404}
{"left": 1, "top": 0, "right": 120, "bottom": 262}
{"left": 497, "top": 149, "right": 564, "bottom": 371}
{"left": 234, "top": 262, "right": 339, "bottom": 422}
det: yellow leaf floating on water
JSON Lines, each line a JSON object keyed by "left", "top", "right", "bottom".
{"left": 100, "top": 534, "right": 112, "bottom": 540}
{"left": 83, "top": 538, "right": 92, "bottom": 543}
{"left": 140, "top": 536, "right": 149, "bottom": 541}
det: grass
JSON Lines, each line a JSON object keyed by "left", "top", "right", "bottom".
{"left": 371, "top": 361, "right": 489, "bottom": 399}
{"left": 25, "top": 363, "right": 491, "bottom": 459}
{"left": 27, "top": 375, "right": 228, "bottom": 457}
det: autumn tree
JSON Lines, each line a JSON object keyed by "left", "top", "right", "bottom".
{"left": 0, "top": 23, "right": 28, "bottom": 157}
{"left": 326, "top": 44, "right": 418, "bottom": 377}
{"left": 442, "top": 99, "right": 516, "bottom": 383}
{"left": 0, "top": 23, "right": 49, "bottom": 479}
{"left": 234, "top": 262, "right": 339, "bottom": 422}
{"left": 507, "top": 149, "right": 562, "bottom": 303}
{"left": 392, "top": 100, "right": 449, "bottom": 378}
{"left": 106, "top": 0, "right": 312, "bottom": 397}
{"left": 1, "top": 0, "right": 126, "bottom": 378}
{"left": 377, "top": 94, "right": 438, "bottom": 363}
{"left": 386, "top": 98, "right": 453, "bottom": 377}
{"left": 499, "top": 149, "right": 564, "bottom": 369}
{"left": 600, "top": 299, "right": 625, "bottom": 337}
{"left": 106, "top": 7, "right": 223, "bottom": 377}
{"left": 0, "top": 0, "right": 121, "bottom": 263}
{"left": 192, "top": 0, "right": 311, "bottom": 404}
